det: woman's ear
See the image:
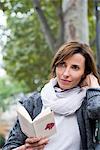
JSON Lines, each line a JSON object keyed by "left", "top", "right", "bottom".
{"left": 80, "top": 76, "right": 88, "bottom": 87}
{"left": 81, "top": 70, "right": 91, "bottom": 80}
{"left": 81, "top": 74, "right": 86, "bottom": 81}
{"left": 79, "top": 74, "right": 86, "bottom": 86}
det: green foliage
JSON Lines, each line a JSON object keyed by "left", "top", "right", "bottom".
{"left": 0, "top": 0, "right": 97, "bottom": 94}
{"left": 0, "top": 77, "right": 27, "bottom": 110}
{"left": 1, "top": 0, "right": 56, "bottom": 91}
{"left": 0, "top": 134, "right": 5, "bottom": 148}
{"left": 88, "top": 0, "right": 96, "bottom": 53}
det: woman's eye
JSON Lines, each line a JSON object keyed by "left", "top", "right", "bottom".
{"left": 72, "top": 65, "right": 79, "bottom": 70}
{"left": 58, "top": 62, "right": 65, "bottom": 68}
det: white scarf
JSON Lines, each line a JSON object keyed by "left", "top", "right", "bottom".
{"left": 41, "top": 78, "right": 86, "bottom": 116}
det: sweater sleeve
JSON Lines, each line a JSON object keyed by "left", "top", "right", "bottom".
{"left": 2, "top": 119, "right": 27, "bottom": 150}
{"left": 86, "top": 88, "right": 100, "bottom": 119}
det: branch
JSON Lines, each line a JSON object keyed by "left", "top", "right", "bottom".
{"left": 51, "top": 0, "right": 64, "bottom": 48}
{"left": 63, "top": 0, "right": 76, "bottom": 14}
{"left": 32, "top": 0, "right": 56, "bottom": 52}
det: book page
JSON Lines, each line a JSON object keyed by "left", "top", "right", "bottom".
{"left": 33, "top": 111, "right": 56, "bottom": 138}
{"left": 33, "top": 107, "right": 51, "bottom": 122}
{"left": 18, "top": 113, "right": 36, "bottom": 137}
{"left": 17, "top": 104, "right": 56, "bottom": 138}
{"left": 17, "top": 103, "right": 32, "bottom": 123}
{"left": 17, "top": 103, "right": 36, "bottom": 137}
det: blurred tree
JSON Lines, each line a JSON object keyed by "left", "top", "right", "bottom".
{"left": 32, "top": 0, "right": 89, "bottom": 49}
{"left": 88, "top": 0, "right": 96, "bottom": 45}
{"left": 62, "top": 0, "right": 88, "bottom": 43}
{"left": 0, "top": 0, "right": 96, "bottom": 93}
{"left": 0, "top": 0, "right": 54, "bottom": 91}
{"left": 0, "top": 77, "right": 28, "bottom": 110}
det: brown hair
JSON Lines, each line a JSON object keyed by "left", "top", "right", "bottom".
{"left": 51, "top": 41, "right": 100, "bottom": 84}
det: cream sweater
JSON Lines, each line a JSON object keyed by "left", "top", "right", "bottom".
{"left": 44, "top": 113, "right": 80, "bottom": 150}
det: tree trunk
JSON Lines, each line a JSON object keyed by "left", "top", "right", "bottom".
{"left": 62, "top": 0, "right": 89, "bottom": 43}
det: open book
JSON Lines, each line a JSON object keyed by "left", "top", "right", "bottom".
{"left": 17, "top": 103, "right": 56, "bottom": 138}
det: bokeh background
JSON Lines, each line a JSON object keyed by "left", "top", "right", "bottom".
{"left": 0, "top": 0, "right": 100, "bottom": 148}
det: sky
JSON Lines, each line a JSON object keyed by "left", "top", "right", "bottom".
{"left": 0, "top": 10, "right": 6, "bottom": 77}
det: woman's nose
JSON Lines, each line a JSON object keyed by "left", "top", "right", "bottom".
{"left": 63, "top": 67, "right": 70, "bottom": 77}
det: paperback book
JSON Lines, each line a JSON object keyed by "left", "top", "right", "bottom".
{"left": 17, "top": 103, "right": 56, "bottom": 138}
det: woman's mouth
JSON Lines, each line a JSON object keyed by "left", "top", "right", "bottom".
{"left": 61, "top": 79, "right": 72, "bottom": 83}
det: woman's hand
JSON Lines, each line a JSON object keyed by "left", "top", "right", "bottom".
{"left": 12, "top": 137, "right": 49, "bottom": 150}
{"left": 80, "top": 74, "right": 99, "bottom": 88}
{"left": 25, "top": 137, "right": 49, "bottom": 150}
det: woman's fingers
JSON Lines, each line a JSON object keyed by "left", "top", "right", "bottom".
{"left": 25, "top": 143, "right": 45, "bottom": 149}
{"left": 86, "top": 74, "right": 99, "bottom": 87}
{"left": 25, "top": 137, "right": 49, "bottom": 149}
{"left": 37, "top": 137, "right": 49, "bottom": 145}
{"left": 25, "top": 137, "right": 41, "bottom": 144}
{"left": 81, "top": 74, "right": 99, "bottom": 88}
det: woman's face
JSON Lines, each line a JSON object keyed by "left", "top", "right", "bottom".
{"left": 56, "top": 53, "right": 85, "bottom": 90}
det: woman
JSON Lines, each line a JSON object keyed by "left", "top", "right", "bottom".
{"left": 3, "top": 41, "right": 100, "bottom": 150}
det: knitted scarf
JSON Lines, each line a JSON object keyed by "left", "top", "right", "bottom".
{"left": 41, "top": 78, "right": 86, "bottom": 116}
